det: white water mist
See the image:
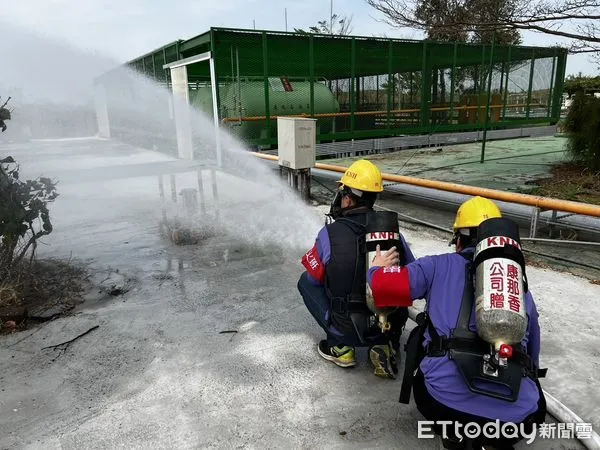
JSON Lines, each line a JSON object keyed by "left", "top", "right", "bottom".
{"left": 0, "top": 20, "right": 324, "bottom": 253}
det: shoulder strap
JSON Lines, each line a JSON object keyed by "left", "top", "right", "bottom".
{"left": 451, "top": 261, "right": 477, "bottom": 340}
{"left": 399, "top": 312, "right": 428, "bottom": 404}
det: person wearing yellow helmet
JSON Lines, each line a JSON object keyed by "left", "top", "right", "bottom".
{"left": 328, "top": 159, "right": 384, "bottom": 219}
{"left": 368, "top": 196, "right": 546, "bottom": 449}
{"left": 449, "top": 195, "right": 502, "bottom": 248}
{"left": 297, "top": 159, "right": 415, "bottom": 379}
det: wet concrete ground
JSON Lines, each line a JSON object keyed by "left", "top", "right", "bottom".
{"left": 0, "top": 138, "right": 596, "bottom": 449}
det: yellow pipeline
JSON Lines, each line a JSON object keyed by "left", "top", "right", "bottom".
{"left": 251, "top": 152, "right": 600, "bottom": 218}
{"left": 223, "top": 104, "right": 544, "bottom": 123}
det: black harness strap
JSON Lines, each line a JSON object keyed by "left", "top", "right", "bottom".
{"left": 452, "top": 261, "right": 477, "bottom": 339}
{"left": 399, "top": 312, "right": 427, "bottom": 404}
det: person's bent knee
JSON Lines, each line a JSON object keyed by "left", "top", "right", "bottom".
{"left": 297, "top": 271, "right": 313, "bottom": 298}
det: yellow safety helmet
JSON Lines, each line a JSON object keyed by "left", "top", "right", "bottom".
{"left": 338, "top": 159, "right": 384, "bottom": 193}
{"left": 453, "top": 196, "right": 502, "bottom": 231}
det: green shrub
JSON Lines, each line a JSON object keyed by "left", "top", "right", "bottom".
{"left": 0, "top": 156, "right": 58, "bottom": 280}
{"left": 564, "top": 92, "right": 600, "bottom": 171}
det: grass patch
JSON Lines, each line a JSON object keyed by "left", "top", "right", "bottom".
{"left": 526, "top": 162, "right": 600, "bottom": 205}
{"left": 0, "top": 258, "right": 89, "bottom": 332}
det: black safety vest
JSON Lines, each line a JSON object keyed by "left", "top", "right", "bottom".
{"left": 325, "top": 210, "right": 370, "bottom": 314}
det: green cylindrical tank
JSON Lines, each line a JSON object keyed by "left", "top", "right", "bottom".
{"left": 189, "top": 80, "right": 340, "bottom": 145}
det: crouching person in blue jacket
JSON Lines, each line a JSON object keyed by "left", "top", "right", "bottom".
{"left": 369, "top": 196, "right": 547, "bottom": 450}
{"left": 297, "top": 159, "right": 415, "bottom": 379}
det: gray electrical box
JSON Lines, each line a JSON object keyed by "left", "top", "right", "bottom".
{"left": 277, "top": 117, "right": 316, "bottom": 169}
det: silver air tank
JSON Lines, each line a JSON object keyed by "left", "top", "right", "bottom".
{"left": 365, "top": 210, "right": 402, "bottom": 331}
{"left": 473, "top": 217, "right": 527, "bottom": 349}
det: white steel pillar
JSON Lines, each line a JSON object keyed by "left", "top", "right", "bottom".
{"left": 93, "top": 83, "right": 111, "bottom": 138}
{"left": 209, "top": 56, "right": 222, "bottom": 167}
{"left": 170, "top": 65, "right": 194, "bottom": 160}
{"left": 164, "top": 52, "right": 216, "bottom": 162}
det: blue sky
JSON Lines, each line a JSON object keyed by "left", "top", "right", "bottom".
{"left": 3, "top": 0, "right": 597, "bottom": 76}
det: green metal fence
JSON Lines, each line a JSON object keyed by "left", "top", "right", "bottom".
{"left": 125, "top": 27, "right": 568, "bottom": 150}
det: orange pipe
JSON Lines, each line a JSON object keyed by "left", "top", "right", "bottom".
{"left": 252, "top": 152, "right": 278, "bottom": 162}
{"left": 250, "top": 152, "right": 600, "bottom": 218}
{"left": 223, "top": 104, "right": 547, "bottom": 123}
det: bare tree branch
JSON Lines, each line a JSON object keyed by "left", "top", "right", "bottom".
{"left": 509, "top": 22, "right": 600, "bottom": 42}
{"left": 569, "top": 47, "right": 600, "bottom": 53}
{"left": 295, "top": 14, "right": 354, "bottom": 36}
{"left": 366, "top": 0, "right": 600, "bottom": 56}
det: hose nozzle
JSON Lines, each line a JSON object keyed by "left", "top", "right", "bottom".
{"left": 379, "top": 313, "right": 391, "bottom": 332}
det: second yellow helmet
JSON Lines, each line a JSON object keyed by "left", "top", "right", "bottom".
{"left": 453, "top": 196, "right": 502, "bottom": 231}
